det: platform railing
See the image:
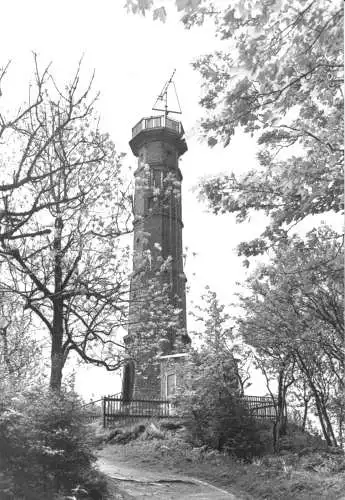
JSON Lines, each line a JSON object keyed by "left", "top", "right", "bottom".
{"left": 132, "top": 115, "right": 183, "bottom": 138}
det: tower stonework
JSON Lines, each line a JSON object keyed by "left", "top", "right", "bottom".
{"left": 122, "top": 115, "right": 188, "bottom": 400}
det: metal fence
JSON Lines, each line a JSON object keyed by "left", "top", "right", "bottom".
{"left": 82, "top": 393, "right": 277, "bottom": 428}
{"left": 81, "top": 397, "right": 104, "bottom": 424}
{"left": 103, "top": 395, "right": 172, "bottom": 427}
{"left": 242, "top": 395, "right": 276, "bottom": 421}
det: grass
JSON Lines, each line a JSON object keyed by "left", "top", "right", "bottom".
{"left": 96, "top": 419, "right": 345, "bottom": 500}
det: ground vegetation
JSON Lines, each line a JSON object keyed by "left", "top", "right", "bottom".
{"left": 98, "top": 418, "right": 345, "bottom": 499}
{"left": 0, "top": 385, "right": 110, "bottom": 499}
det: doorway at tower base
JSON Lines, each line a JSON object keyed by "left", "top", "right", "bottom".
{"left": 159, "top": 352, "right": 189, "bottom": 400}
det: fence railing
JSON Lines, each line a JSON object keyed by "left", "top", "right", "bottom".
{"left": 242, "top": 395, "right": 276, "bottom": 421}
{"left": 103, "top": 395, "right": 172, "bottom": 427}
{"left": 82, "top": 393, "right": 277, "bottom": 427}
{"left": 81, "top": 397, "right": 104, "bottom": 423}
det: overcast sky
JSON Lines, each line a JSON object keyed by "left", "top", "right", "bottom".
{"left": 2, "top": 1, "right": 269, "bottom": 398}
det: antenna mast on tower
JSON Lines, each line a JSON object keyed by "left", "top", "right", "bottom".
{"left": 152, "top": 69, "right": 182, "bottom": 118}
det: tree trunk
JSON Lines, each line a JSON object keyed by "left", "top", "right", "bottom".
{"left": 320, "top": 394, "right": 338, "bottom": 447}
{"left": 49, "top": 216, "right": 64, "bottom": 391}
{"left": 312, "top": 388, "right": 338, "bottom": 447}
{"left": 296, "top": 353, "right": 337, "bottom": 446}
{"left": 0, "top": 325, "right": 10, "bottom": 372}
{"left": 50, "top": 349, "right": 64, "bottom": 390}
{"left": 302, "top": 398, "right": 309, "bottom": 431}
{"left": 273, "top": 402, "right": 288, "bottom": 452}
{"left": 314, "top": 392, "right": 333, "bottom": 446}
{"left": 338, "top": 407, "right": 344, "bottom": 449}
{"left": 273, "top": 367, "right": 291, "bottom": 452}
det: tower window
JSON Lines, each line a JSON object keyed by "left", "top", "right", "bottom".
{"left": 153, "top": 170, "right": 163, "bottom": 189}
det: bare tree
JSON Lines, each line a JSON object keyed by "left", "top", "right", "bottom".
{"left": 0, "top": 55, "right": 88, "bottom": 243}
{"left": 0, "top": 57, "right": 134, "bottom": 390}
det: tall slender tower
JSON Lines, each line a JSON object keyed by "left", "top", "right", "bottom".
{"left": 122, "top": 77, "right": 188, "bottom": 400}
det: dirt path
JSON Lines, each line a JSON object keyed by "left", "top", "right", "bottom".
{"left": 97, "top": 445, "right": 240, "bottom": 499}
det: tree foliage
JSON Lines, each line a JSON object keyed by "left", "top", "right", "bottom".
{"left": 123, "top": 0, "right": 343, "bottom": 253}
{"left": 238, "top": 226, "right": 344, "bottom": 446}
{"left": 124, "top": 0, "right": 205, "bottom": 23}
{"left": 0, "top": 293, "right": 41, "bottom": 390}
{"left": 175, "top": 289, "right": 264, "bottom": 459}
{"left": 189, "top": 287, "right": 251, "bottom": 393}
{"left": 191, "top": 0, "right": 343, "bottom": 254}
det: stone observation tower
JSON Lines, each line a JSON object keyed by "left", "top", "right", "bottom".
{"left": 122, "top": 72, "right": 189, "bottom": 400}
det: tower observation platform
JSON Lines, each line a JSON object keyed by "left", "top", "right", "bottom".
{"left": 130, "top": 115, "right": 187, "bottom": 156}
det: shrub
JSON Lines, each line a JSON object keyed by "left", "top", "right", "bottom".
{"left": 179, "top": 392, "right": 266, "bottom": 460}
{"left": 174, "top": 344, "right": 267, "bottom": 461}
{"left": 0, "top": 386, "right": 108, "bottom": 499}
{"left": 172, "top": 289, "right": 267, "bottom": 461}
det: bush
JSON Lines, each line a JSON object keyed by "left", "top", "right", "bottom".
{"left": 173, "top": 346, "right": 267, "bottom": 461}
{"left": 180, "top": 392, "right": 266, "bottom": 461}
{"left": 278, "top": 422, "right": 328, "bottom": 453}
{"left": 0, "top": 386, "right": 108, "bottom": 499}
